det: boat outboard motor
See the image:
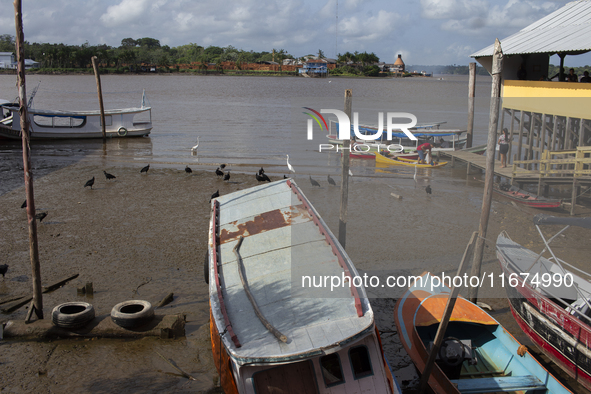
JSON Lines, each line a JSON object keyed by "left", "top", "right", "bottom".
{"left": 436, "top": 337, "right": 475, "bottom": 379}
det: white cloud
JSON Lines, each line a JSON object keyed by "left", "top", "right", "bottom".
{"left": 100, "top": 0, "right": 151, "bottom": 27}
{"left": 420, "top": 0, "right": 488, "bottom": 20}
{"left": 422, "top": 0, "right": 562, "bottom": 35}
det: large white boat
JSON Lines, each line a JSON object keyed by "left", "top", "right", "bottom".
{"left": 0, "top": 92, "right": 152, "bottom": 140}
{"left": 207, "top": 179, "right": 401, "bottom": 394}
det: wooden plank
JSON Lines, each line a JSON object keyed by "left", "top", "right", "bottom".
{"left": 508, "top": 109, "right": 515, "bottom": 165}
{"left": 517, "top": 110, "right": 524, "bottom": 162}
{"left": 451, "top": 376, "right": 546, "bottom": 393}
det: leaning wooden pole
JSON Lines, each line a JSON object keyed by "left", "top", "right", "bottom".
{"left": 469, "top": 39, "right": 503, "bottom": 304}
{"left": 338, "top": 89, "right": 353, "bottom": 248}
{"left": 14, "top": 0, "right": 43, "bottom": 320}
{"left": 91, "top": 56, "right": 107, "bottom": 141}
{"left": 467, "top": 63, "right": 476, "bottom": 148}
{"left": 418, "top": 232, "right": 477, "bottom": 393}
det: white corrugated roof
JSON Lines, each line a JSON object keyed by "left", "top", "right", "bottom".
{"left": 472, "top": 0, "right": 591, "bottom": 57}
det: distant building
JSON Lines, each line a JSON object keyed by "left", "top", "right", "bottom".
{"left": 0, "top": 52, "right": 14, "bottom": 69}
{"left": 299, "top": 58, "right": 328, "bottom": 77}
{"left": 390, "top": 54, "right": 405, "bottom": 73}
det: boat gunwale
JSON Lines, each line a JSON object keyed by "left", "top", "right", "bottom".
{"left": 208, "top": 179, "right": 374, "bottom": 365}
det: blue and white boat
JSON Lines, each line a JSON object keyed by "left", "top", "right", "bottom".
{"left": 395, "top": 272, "right": 571, "bottom": 394}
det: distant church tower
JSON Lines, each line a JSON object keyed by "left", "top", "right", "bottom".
{"left": 393, "top": 54, "right": 405, "bottom": 73}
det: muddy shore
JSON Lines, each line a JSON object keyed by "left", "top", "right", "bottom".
{"left": 1, "top": 157, "right": 590, "bottom": 393}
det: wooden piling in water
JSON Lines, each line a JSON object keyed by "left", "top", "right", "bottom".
{"left": 467, "top": 63, "right": 476, "bottom": 149}
{"left": 338, "top": 89, "right": 352, "bottom": 248}
{"left": 91, "top": 56, "right": 106, "bottom": 142}
{"left": 469, "top": 39, "right": 502, "bottom": 304}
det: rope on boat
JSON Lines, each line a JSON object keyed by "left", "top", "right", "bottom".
{"left": 233, "top": 236, "right": 288, "bottom": 343}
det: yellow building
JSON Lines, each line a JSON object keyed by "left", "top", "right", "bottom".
{"left": 471, "top": 0, "right": 591, "bottom": 212}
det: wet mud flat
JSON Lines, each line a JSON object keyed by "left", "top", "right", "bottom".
{"left": 1, "top": 159, "right": 590, "bottom": 393}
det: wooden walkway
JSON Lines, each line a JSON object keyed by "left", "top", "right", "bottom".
{"left": 439, "top": 150, "right": 534, "bottom": 179}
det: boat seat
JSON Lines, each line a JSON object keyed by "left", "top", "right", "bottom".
{"left": 450, "top": 375, "right": 546, "bottom": 393}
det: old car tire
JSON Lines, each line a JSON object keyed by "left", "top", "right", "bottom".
{"left": 117, "top": 127, "right": 128, "bottom": 137}
{"left": 52, "top": 302, "right": 95, "bottom": 329}
{"left": 111, "top": 300, "right": 154, "bottom": 328}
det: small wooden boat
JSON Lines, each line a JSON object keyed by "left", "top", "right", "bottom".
{"left": 0, "top": 91, "right": 152, "bottom": 140}
{"left": 342, "top": 150, "right": 376, "bottom": 159}
{"left": 208, "top": 179, "right": 401, "bottom": 394}
{"left": 395, "top": 271, "right": 572, "bottom": 394}
{"left": 375, "top": 151, "right": 448, "bottom": 168}
{"left": 497, "top": 214, "right": 591, "bottom": 391}
{"left": 493, "top": 183, "right": 562, "bottom": 209}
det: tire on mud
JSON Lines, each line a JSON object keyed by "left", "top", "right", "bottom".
{"left": 51, "top": 302, "right": 95, "bottom": 329}
{"left": 110, "top": 300, "right": 154, "bottom": 329}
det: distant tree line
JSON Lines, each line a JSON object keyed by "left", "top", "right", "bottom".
{"left": 0, "top": 34, "right": 295, "bottom": 70}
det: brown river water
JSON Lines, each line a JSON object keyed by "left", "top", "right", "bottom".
{"left": 1, "top": 74, "right": 590, "bottom": 393}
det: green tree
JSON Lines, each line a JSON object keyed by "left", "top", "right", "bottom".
{"left": 0, "top": 34, "right": 14, "bottom": 52}
{"left": 121, "top": 38, "right": 137, "bottom": 48}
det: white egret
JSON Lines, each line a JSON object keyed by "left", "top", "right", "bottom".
{"left": 286, "top": 154, "right": 295, "bottom": 172}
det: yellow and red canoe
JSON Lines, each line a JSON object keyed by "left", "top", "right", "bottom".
{"left": 375, "top": 152, "right": 448, "bottom": 168}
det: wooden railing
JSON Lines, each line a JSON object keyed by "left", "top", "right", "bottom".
{"left": 512, "top": 146, "right": 591, "bottom": 180}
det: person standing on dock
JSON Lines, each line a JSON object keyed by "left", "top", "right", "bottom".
{"left": 498, "top": 128, "right": 510, "bottom": 168}
{"left": 417, "top": 142, "right": 433, "bottom": 165}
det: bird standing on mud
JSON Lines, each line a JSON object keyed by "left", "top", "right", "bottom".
{"left": 223, "top": 171, "right": 230, "bottom": 181}
{"left": 104, "top": 171, "right": 116, "bottom": 180}
{"left": 140, "top": 164, "right": 150, "bottom": 174}
{"left": 35, "top": 212, "right": 48, "bottom": 222}
{"left": 84, "top": 177, "right": 95, "bottom": 189}
{"left": 215, "top": 168, "right": 224, "bottom": 177}
{"left": 309, "top": 176, "right": 320, "bottom": 187}
{"left": 185, "top": 166, "right": 192, "bottom": 174}
{"left": 327, "top": 175, "right": 336, "bottom": 186}
{"left": 256, "top": 173, "right": 271, "bottom": 182}
{"left": 0, "top": 264, "right": 8, "bottom": 279}
{"left": 426, "top": 185, "right": 432, "bottom": 195}
{"left": 286, "top": 155, "right": 295, "bottom": 173}
{"left": 21, "top": 200, "right": 27, "bottom": 208}
{"left": 210, "top": 190, "right": 219, "bottom": 202}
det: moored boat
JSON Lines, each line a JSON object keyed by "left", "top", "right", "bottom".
{"left": 0, "top": 91, "right": 152, "bottom": 140}
{"left": 497, "top": 214, "right": 591, "bottom": 391}
{"left": 326, "top": 120, "right": 466, "bottom": 153}
{"left": 395, "top": 271, "right": 572, "bottom": 394}
{"left": 208, "top": 179, "right": 401, "bottom": 394}
{"left": 493, "top": 183, "right": 562, "bottom": 209}
{"left": 375, "top": 151, "right": 448, "bottom": 168}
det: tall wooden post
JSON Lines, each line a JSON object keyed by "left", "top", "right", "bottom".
{"left": 338, "top": 89, "right": 352, "bottom": 248}
{"left": 92, "top": 56, "right": 106, "bottom": 141}
{"left": 14, "top": 0, "right": 43, "bottom": 320}
{"left": 419, "top": 232, "right": 477, "bottom": 393}
{"left": 469, "top": 39, "right": 503, "bottom": 304}
{"left": 467, "top": 63, "right": 476, "bottom": 148}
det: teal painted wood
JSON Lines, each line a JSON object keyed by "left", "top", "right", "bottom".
{"left": 451, "top": 376, "right": 546, "bottom": 393}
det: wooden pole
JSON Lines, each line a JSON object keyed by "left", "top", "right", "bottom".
{"left": 469, "top": 39, "right": 503, "bottom": 304}
{"left": 497, "top": 108, "right": 505, "bottom": 161}
{"left": 338, "top": 89, "right": 352, "bottom": 248}
{"left": 14, "top": 0, "right": 43, "bottom": 320}
{"left": 508, "top": 109, "right": 515, "bottom": 165}
{"left": 517, "top": 110, "right": 524, "bottom": 162}
{"left": 418, "top": 232, "right": 478, "bottom": 393}
{"left": 91, "top": 56, "right": 107, "bottom": 142}
{"left": 467, "top": 63, "right": 476, "bottom": 148}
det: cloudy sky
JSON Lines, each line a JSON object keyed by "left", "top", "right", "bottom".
{"left": 2, "top": 0, "right": 590, "bottom": 66}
